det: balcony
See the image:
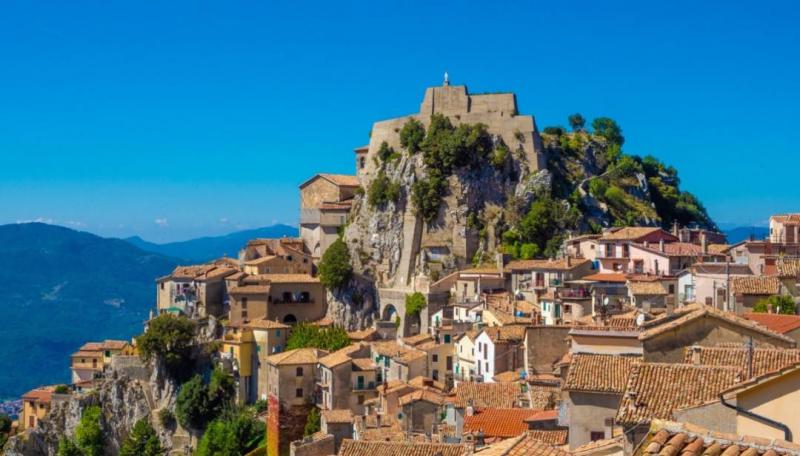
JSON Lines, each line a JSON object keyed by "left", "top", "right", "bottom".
{"left": 273, "top": 298, "right": 315, "bottom": 305}
{"left": 558, "top": 288, "right": 590, "bottom": 299}
{"left": 549, "top": 279, "right": 563, "bottom": 287}
{"left": 353, "top": 381, "right": 376, "bottom": 391}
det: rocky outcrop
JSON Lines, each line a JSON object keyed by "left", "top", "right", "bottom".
{"left": 324, "top": 274, "right": 377, "bottom": 331}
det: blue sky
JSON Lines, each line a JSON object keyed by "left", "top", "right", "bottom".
{"left": 1, "top": 1, "right": 798, "bottom": 242}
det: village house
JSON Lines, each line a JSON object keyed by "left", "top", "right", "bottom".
{"left": 769, "top": 213, "right": 800, "bottom": 244}
{"left": 474, "top": 325, "right": 526, "bottom": 383}
{"left": 726, "top": 240, "right": 800, "bottom": 276}
{"left": 243, "top": 319, "right": 289, "bottom": 401}
{"left": 729, "top": 276, "right": 789, "bottom": 314}
{"left": 561, "top": 353, "right": 642, "bottom": 449}
{"left": 676, "top": 262, "right": 752, "bottom": 309}
{"left": 564, "top": 234, "right": 601, "bottom": 260}
{"left": 627, "top": 240, "right": 725, "bottom": 277}
{"left": 316, "top": 344, "right": 377, "bottom": 415}
{"left": 637, "top": 304, "right": 796, "bottom": 363}
{"left": 506, "top": 257, "right": 594, "bottom": 304}
{"left": 70, "top": 340, "right": 131, "bottom": 385}
{"left": 371, "top": 340, "right": 427, "bottom": 383}
{"left": 596, "top": 227, "right": 678, "bottom": 274}
{"left": 156, "top": 261, "right": 239, "bottom": 318}
{"left": 265, "top": 348, "right": 328, "bottom": 408}
{"left": 454, "top": 330, "right": 479, "bottom": 383}
{"left": 228, "top": 273, "right": 326, "bottom": 324}
{"left": 627, "top": 280, "right": 669, "bottom": 312}
{"left": 337, "top": 440, "right": 469, "bottom": 456}
{"left": 298, "top": 173, "right": 360, "bottom": 258}
{"left": 524, "top": 325, "right": 573, "bottom": 376}
{"left": 20, "top": 386, "right": 55, "bottom": 430}
{"left": 219, "top": 323, "right": 257, "bottom": 404}
{"left": 398, "top": 387, "right": 448, "bottom": 435}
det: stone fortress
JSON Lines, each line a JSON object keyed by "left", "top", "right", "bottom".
{"left": 344, "top": 77, "right": 548, "bottom": 336}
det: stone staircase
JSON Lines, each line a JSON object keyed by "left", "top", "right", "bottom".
{"left": 395, "top": 209, "right": 422, "bottom": 288}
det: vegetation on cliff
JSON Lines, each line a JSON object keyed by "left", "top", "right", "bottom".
{"left": 119, "top": 418, "right": 164, "bottom": 456}
{"left": 196, "top": 408, "right": 264, "bottom": 456}
{"left": 286, "top": 322, "right": 350, "bottom": 352}
{"left": 136, "top": 313, "right": 197, "bottom": 381}
{"left": 318, "top": 238, "right": 352, "bottom": 289}
{"left": 57, "top": 405, "right": 103, "bottom": 456}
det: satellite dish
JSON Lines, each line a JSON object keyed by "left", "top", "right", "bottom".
{"left": 603, "top": 296, "right": 610, "bottom": 306}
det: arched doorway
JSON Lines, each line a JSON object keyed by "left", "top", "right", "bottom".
{"left": 382, "top": 304, "right": 397, "bottom": 322}
{"left": 283, "top": 314, "right": 298, "bottom": 324}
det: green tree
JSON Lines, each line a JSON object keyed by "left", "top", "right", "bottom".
{"left": 519, "top": 243, "right": 540, "bottom": 260}
{"left": 367, "top": 171, "right": 401, "bottom": 207}
{"left": 318, "top": 238, "right": 352, "bottom": 289}
{"left": 592, "top": 117, "right": 624, "bottom": 146}
{"left": 54, "top": 384, "right": 70, "bottom": 394}
{"left": 207, "top": 367, "right": 236, "bottom": 417}
{"left": 568, "top": 113, "right": 586, "bottom": 131}
{"left": 405, "top": 292, "right": 426, "bottom": 316}
{"left": 75, "top": 406, "right": 103, "bottom": 456}
{"left": 196, "top": 409, "right": 264, "bottom": 456}
{"left": 588, "top": 178, "right": 608, "bottom": 197}
{"left": 57, "top": 438, "right": 83, "bottom": 456}
{"left": 411, "top": 173, "right": 445, "bottom": 223}
{"left": 120, "top": 418, "right": 164, "bottom": 456}
{"left": 491, "top": 143, "right": 509, "bottom": 169}
{"left": 542, "top": 126, "right": 565, "bottom": 136}
{"left": 0, "top": 414, "right": 11, "bottom": 433}
{"left": 176, "top": 375, "right": 210, "bottom": 431}
{"left": 136, "top": 314, "right": 196, "bottom": 381}
{"left": 753, "top": 295, "right": 796, "bottom": 315}
{"left": 400, "top": 118, "right": 425, "bottom": 153}
{"left": 377, "top": 141, "right": 399, "bottom": 162}
{"left": 304, "top": 407, "right": 321, "bottom": 437}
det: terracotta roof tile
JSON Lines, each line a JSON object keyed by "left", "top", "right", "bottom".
{"left": 452, "top": 382, "right": 522, "bottom": 409}
{"left": 250, "top": 273, "right": 320, "bottom": 284}
{"left": 564, "top": 354, "right": 642, "bottom": 394}
{"left": 582, "top": 273, "right": 628, "bottom": 283}
{"left": 398, "top": 389, "right": 447, "bottom": 406}
{"left": 372, "top": 341, "right": 427, "bottom": 364}
{"left": 338, "top": 440, "right": 468, "bottom": 456}
{"left": 493, "top": 370, "right": 523, "bottom": 383}
{"left": 510, "top": 430, "right": 570, "bottom": 451}
{"left": 352, "top": 358, "right": 376, "bottom": 371}
{"left": 22, "top": 386, "right": 55, "bottom": 403}
{"left": 463, "top": 408, "right": 540, "bottom": 438}
{"left": 685, "top": 345, "right": 800, "bottom": 378}
{"left": 775, "top": 259, "right": 800, "bottom": 278}
{"left": 266, "top": 348, "right": 327, "bottom": 366}
{"left": 244, "top": 319, "right": 290, "bottom": 330}
{"left": 480, "top": 325, "right": 527, "bottom": 343}
{"left": 628, "top": 281, "right": 668, "bottom": 296}
{"left": 229, "top": 284, "right": 270, "bottom": 294}
{"left": 506, "top": 258, "right": 591, "bottom": 271}
{"left": 601, "top": 227, "right": 666, "bottom": 241}
{"left": 635, "top": 420, "right": 800, "bottom": 456}
{"left": 730, "top": 276, "right": 781, "bottom": 295}
{"left": 616, "top": 363, "right": 741, "bottom": 426}
{"left": 319, "top": 345, "right": 359, "bottom": 369}
{"left": 322, "top": 409, "right": 353, "bottom": 424}
{"left": 771, "top": 214, "right": 800, "bottom": 225}
{"left": 743, "top": 312, "right": 800, "bottom": 334}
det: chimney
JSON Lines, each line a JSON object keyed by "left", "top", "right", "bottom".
{"left": 690, "top": 345, "right": 702, "bottom": 364}
{"left": 672, "top": 220, "right": 679, "bottom": 237}
{"left": 659, "top": 239, "right": 665, "bottom": 253}
{"left": 701, "top": 233, "right": 708, "bottom": 254}
{"left": 644, "top": 241, "right": 650, "bottom": 249}
{"left": 566, "top": 256, "right": 572, "bottom": 267}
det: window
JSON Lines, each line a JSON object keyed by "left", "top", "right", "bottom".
{"left": 295, "top": 388, "right": 303, "bottom": 398}
{"left": 432, "top": 369, "right": 439, "bottom": 381}
{"left": 303, "top": 258, "right": 308, "bottom": 264}
{"left": 444, "top": 334, "right": 451, "bottom": 343}
{"left": 590, "top": 431, "right": 605, "bottom": 441}
{"left": 160, "top": 283, "right": 164, "bottom": 290}
{"left": 432, "top": 354, "right": 439, "bottom": 363}
{"left": 483, "top": 348, "right": 488, "bottom": 360}
{"left": 276, "top": 330, "right": 281, "bottom": 337}
{"left": 242, "top": 310, "right": 248, "bottom": 318}
{"left": 105, "top": 350, "right": 110, "bottom": 357}
{"left": 241, "top": 297, "right": 248, "bottom": 309}
{"left": 357, "top": 395, "right": 365, "bottom": 404}
{"left": 668, "top": 284, "right": 675, "bottom": 294}
{"left": 446, "top": 356, "right": 452, "bottom": 370}
{"left": 296, "top": 367, "right": 303, "bottom": 377}
{"left": 287, "top": 255, "right": 293, "bottom": 261}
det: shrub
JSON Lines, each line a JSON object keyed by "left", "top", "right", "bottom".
{"left": 592, "top": 117, "right": 624, "bottom": 146}
{"left": 399, "top": 118, "right": 425, "bottom": 153}
{"left": 54, "top": 384, "right": 70, "bottom": 394}
{"left": 753, "top": 295, "right": 796, "bottom": 314}
{"left": 196, "top": 408, "right": 264, "bottom": 456}
{"left": 603, "top": 185, "right": 627, "bottom": 209}
{"left": 120, "top": 418, "right": 163, "bottom": 456}
{"left": 304, "top": 407, "right": 321, "bottom": 437}
{"left": 367, "top": 172, "right": 401, "bottom": 207}
{"left": 411, "top": 173, "right": 445, "bottom": 223}
{"left": 75, "top": 406, "right": 104, "bottom": 456}
{"left": 318, "top": 238, "right": 352, "bottom": 289}
{"left": 491, "top": 143, "right": 509, "bottom": 169}
{"left": 377, "top": 141, "right": 400, "bottom": 162}
{"left": 405, "top": 292, "right": 426, "bottom": 316}
{"left": 57, "top": 438, "right": 83, "bottom": 456}
{"left": 588, "top": 178, "right": 608, "bottom": 198}
{"left": 159, "top": 408, "right": 176, "bottom": 428}
{"left": 542, "top": 126, "right": 565, "bottom": 136}
{"left": 286, "top": 322, "right": 351, "bottom": 352}
{"left": 519, "top": 243, "right": 540, "bottom": 259}
{"left": 176, "top": 372, "right": 235, "bottom": 432}
{"left": 613, "top": 155, "right": 642, "bottom": 177}
{"left": 568, "top": 113, "right": 586, "bottom": 131}
{"left": 136, "top": 314, "right": 196, "bottom": 381}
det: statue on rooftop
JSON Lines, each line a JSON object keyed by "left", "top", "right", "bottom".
{"left": 444, "top": 71, "right": 449, "bottom": 86}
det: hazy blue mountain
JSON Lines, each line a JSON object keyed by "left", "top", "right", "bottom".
{"left": 125, "top": 224, "right": 298, "bottom": 262}
{"left": 724, "top": 226, "right": 769, "bottom": 244}
{"left": 0, "top": 223, "right": 180, "bottom": 401}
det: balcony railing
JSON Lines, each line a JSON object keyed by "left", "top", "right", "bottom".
{"left": 549, "top": 279, "right": 563, "bottom": 287}
{"left": 353, "top": 381, "right": 376, "bottom": 391}
{"left": 558, "top": 289, "right": 590, "bottom": 299}
{"left": 273, "top": 298, "right": 315, "bottom": 305}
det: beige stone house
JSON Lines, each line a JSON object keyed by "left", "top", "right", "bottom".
{"left": 506, "top": 257, "right": 594, "bottom": 304}
{"left": 562, "top": 353, "right": 641, "bottom": 449}
{"left": 596, "top": 227, "right": 678, "bottom": 274}
{"left": 730, "top": 276, "right": 783, "bottom": 313}
{"left": 70, "top": 340, "right": 130, "bottom": 385}
{"left": 316, "top": 344, "right": 377, "bottom": 415}
{"left": 769, "top": 213, "right": 800, "bottom": 243}
{"left": 298, "top": 173, "right": 360, "bottom": 258}
{"left": 243, "top": 319, "right": 289, "bottom": 401}
{"left": 156, "top": 261, "right": 239, "bottom": 318}
{"left": 228, "top": 273, "right": 326, "bottom": 324}
{"left": 265, "top": 348, "right": 328, "bottom": 408}
{"left": 627, "top": 280, "right": 668, "bottom": 312}
{"left": 676, "top": 262, "right": 752, "bottom": 309}
{"left": 371, "top": 340, "right": 427, "bottom": 383}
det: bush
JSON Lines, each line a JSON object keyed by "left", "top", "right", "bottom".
{"left": 588, "top": 178, "right": 608, "bottom": 198}
{"left": 253, "top": 399, "right": 267, "bottom": 414}
{"left": 753, "top": 295, "right": 796, "bottom": 314}
{"left": 592, "top": 117, "right": 624, "bottom": 146}
{"left": 568, "top": 113, "right": 585, "bottom": 131}
{"left": 286, "top": 323, "right": 350, "bottom": 352}
{"left": 136, "top": 314, "right": 196, "bottom": 381}
{"left": 367, "top": 172, "right": 401, "bottom": 207}
{"left": 57, "top": 438, "right": 83, "bottom": 456}
{"left": 196, "top": 408, "right": 264, "bottom": 456}
{"left": 54, "top": 384, "right": 70, "bottom": 394}
{"left": 542, "top": 126, "right": 565, "bottom": 136}
{"left": 613, "top": 155, "right": 642, "bottom": 177}
{"left": 405, "top": 292, "right": 426, "bottom": 316}
{"left": 519, "top": 243, "right": 540, "bottom": 260}
{"left": 603, "top": 185, "right": 627, "bottom": 209}
{"left": 411, "top": 173, "right": 445, "bottom": 223}
{"left": 400, "top": 118, "right": 425, "bottom": 153}
{"left": 491, "top": 143, "right": 509, "bottom": 169}
{"left": 304, "top": 407, "right": 321, "bottom": 437}
{"left": 159, "top": 408, "right": 176, "bottom": 428}
{"left": 176, "top": 375, "right": 210, "bottom": 431}
{"left": 120, "top": 418, "right": 163, "bottom": 456}
{"left": 318, "top": 238, "right": 352, "bottom": 290}
{"left": 377, "top": 141, "right": 400, "bottom": 162}
{"left": 75, "top": 406, "right": 104, "bottom": 456}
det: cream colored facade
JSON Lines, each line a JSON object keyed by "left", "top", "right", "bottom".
{"left": 730, "top": 366, "right": 800, "bottom": 441}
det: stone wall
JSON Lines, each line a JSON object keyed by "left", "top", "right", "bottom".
{"left": 525, "top": 326, "right": 572, "bottom": 374}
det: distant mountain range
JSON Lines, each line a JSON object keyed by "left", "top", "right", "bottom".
{"left": 0, "top": 223, "right": 181, "bottom": 400}
{"left": 125, "top": 224, "right": 298, "bottom": 262}
{"left": 723, "top": 226, "right": 769, "bottom": 244}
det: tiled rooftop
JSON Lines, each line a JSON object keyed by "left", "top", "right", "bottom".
{"left": 628, "top": 281, "right": 668, "bottom": 296}
{"left": 730, "top": 276, "right": 781, "bottom": 295}
{"left": 685, "top": 345, "right": 800, "bottom": 378}
{"left": 322, "top": 408, "right": 353, "bottom": 424}
{"left": 338, "top": 440, "right": 468, "bottom": 456}
{"left": 266, "top": 348, "right": 327, "bottom": 366}
{"left": 451, "top": 382, "right": 522, "bottom": 409}
{"left": 743, "top": 312, "right": 800, "bottom": 334}
{"left": 635, "top": 420, "right": 800, "bottom": 456}
{"left": 463, "top": 408, "right": 540, "bottom": 438}
{"left": 563, "top": 353, "right": 642, "bottom": 394}
{"left": 505, "top": 258, "right": 591, "bottom": 271}
{"left": 600, "top": 227, "right": 665, "bottom": 241}
{"left": 616, "top": 363, "right": 741, "bottom": 426}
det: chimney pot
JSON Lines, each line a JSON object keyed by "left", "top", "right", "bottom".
{"left": 659, "top": 239, "right": 665, "bottom": 253}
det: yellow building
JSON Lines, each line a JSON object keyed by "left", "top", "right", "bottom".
{"left": 70, "top": 340, "right": 131, "bottom": 385}
{"left": 20, "top": 386, "right": 55, "bottom": 430}
{"left": 722, "top": 361, "right": 800, "bottom": 442}
{"left": 220, "top": 324, "right": 257, "bottom": 404}
{"left": 244, "top": 319, "right": 290, "bottom": 401}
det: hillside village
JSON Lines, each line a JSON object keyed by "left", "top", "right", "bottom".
{"left": 8, "top": 82, "right": 800, "bottom": 456}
